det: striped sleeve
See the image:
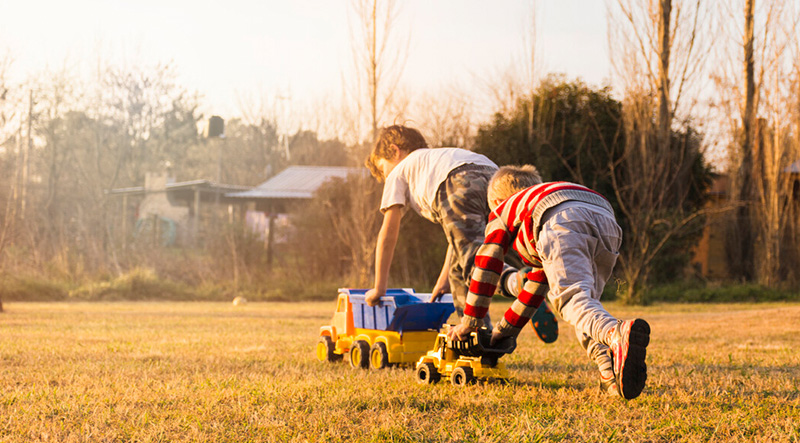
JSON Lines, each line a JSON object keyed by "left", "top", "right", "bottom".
{"left": 495, "top": 267, "right": 549, "bottom": 337}
{"left": 461, "top": 211, "right": 513, "bottom": 328}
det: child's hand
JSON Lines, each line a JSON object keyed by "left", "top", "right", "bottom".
{"left": 490, "top": 328, "right": 506, "bottom": 346}
{"left": 447, "top": 324, "right": 476, "bottom": 342}
{"left": 429, "top": 279, "right": 450, "bottom": 303}
{"left": 365, "top": 288, "right": 383, "bottom": 306}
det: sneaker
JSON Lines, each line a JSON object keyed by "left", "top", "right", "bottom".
{"left": 609, "top": 319, "right": 650, "bottom": 400}
{"left": 597, "top": 349, "right": 620, "bottom": 397}
{"left": 530, "top": 302, "right": 558, "bottom": 344}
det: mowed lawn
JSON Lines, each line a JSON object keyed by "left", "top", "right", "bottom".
{"left": 1, "top": 299, "right": 799, "bottom": 442}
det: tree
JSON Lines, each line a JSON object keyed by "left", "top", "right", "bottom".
{"left": 718, "top": 0, "right": 758, "bottom": 281}
{"left": 606, "top": 0, "right": 715, "bottom": 302}
{"left": 474, "top": 76, "right": 712, "bottom": 303}
{"left": 101, "top": 62, "right": 200, "bottom": 188}
{"left": 1, "top": 61, "right": 202, "bottom": 276}
{"left": 713, "top": 0, "right": 800, "bottom": 287}
{"left": 347, "top": 0, "right": 408, "bottom": 147}
{"left": 408, "top": 88, "right": 474, "bottom": 148}
{"left": 184, "top": 117, "right": 281, "bottom": 186}
{"left": 291, "top": 172, "right": 382, "bottom": 286}
{"left": 0, "top": 52, "right": 19, "bottom": 306}
{"left": 745, "top": 1, "right": 800, "bottom": 286}
{"left": 288, "top": 130, "right": 350, "bottom": 167}
{"left": 0, "top": 53, "right": 20, "bottom": 262}
{"left": 474, "top": 76, "right": 622, "bottom": 198}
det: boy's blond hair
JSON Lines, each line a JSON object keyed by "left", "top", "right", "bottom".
{"left": 365, "top": 125, "right": 428, "bottom": 182}
{"left": 488, "top": 165, "right": 543, "bottom": 209}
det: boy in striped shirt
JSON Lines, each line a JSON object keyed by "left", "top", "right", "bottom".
{"left": 447, "top": 165, "right": 651, "bottom": 399}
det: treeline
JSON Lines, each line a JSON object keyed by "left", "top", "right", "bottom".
{"left": 2, "top": 1, "right": 800, "bottom": 304}
{"left": 0, "top": 61, "right": 445, "bottom": 303}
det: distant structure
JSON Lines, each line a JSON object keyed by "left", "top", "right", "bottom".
{"left": 207, "top": 115, "right": 225, "bottom": 138}
{"left": 227, "top": 165, "right": 363, "bottom": 208}
{"left": 227, "top": 165, "right": 365, "bottom": 264}
{"left": 691, "top": 162, "right": 800, "bottom": 280}
{"left": 107, "top": 172, "right": 248, "bottom": 246}
{"left": 690, "top": 175, "right": 731, "bottom": 279}
{"left": 106, "top": 165, "right": 365, "bottom": 262}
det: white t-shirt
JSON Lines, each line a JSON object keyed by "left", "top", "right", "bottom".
{"left": 380, "top": 148, "right": 497, "bottom": 222}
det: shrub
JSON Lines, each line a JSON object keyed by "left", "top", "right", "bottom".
{"left": 67, "top": 268, "right": 193, "bottom": 301}
{"left": 644, "top": 281, "right": 800, "bottom": 303}
{"left": 0, "top": 275, "right": 69, "bottom": 301}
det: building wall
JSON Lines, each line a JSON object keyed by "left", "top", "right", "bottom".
{"left": 137, "top": 173, "right": 190, "bottom": 246}
{"left": 689, "top": 176, "right": 731, "bottom": 280}
{"left": 690, "top": 202, "right": 730, "bottom": 279}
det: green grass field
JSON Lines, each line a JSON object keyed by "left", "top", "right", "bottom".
{"left": 1, "top": 300, "right": 799, "bottom": 442}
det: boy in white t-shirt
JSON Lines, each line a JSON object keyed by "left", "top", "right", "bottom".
{"left": 363, "top": 126, "right": 557, "bottom": 341}
{"left": 363, "top": 125, "right": 495, "bottom": 318}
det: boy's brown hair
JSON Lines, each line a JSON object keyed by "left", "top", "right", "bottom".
{"left": 488, "top": 165, "right": 543, "bottom": 209}
{"left": 365, "top": 125, "right": 428, "bottom": 181}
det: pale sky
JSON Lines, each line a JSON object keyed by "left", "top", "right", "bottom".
{"left": 0, "top": 1, "right": 610, "bottom": 122}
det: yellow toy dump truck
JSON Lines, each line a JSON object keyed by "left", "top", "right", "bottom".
{"left": 415, "top": 327, "right": 516, "bottom": 386}
{"left": 316, "top": 288, "right": 455, "bottom": 369}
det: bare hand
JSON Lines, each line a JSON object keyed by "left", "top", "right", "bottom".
{"left": 447, "top": 323, "right": 476, "bottom": 342}
{"left": 365, "top": 288, "right": 383, "bottom": 307}
{"left": 429, "top": 279, "right": 450, "bottom": 303}
{"left": 490, "top": 329, "right": 505, "bottom": 347}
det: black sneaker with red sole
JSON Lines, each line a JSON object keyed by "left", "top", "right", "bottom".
{"left": 611, "top": 318, "right": 650, "bottom": 399}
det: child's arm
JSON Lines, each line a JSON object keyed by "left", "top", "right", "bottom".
{"left": 429, "top": 245, "right": 453, "bottom": 302}
{"left": 493, "top": 266, "right": 549, "bottom": 337}
{"left": 365, "top": 205, "right": 403, "bottom": 306}
{"left": 448, "top": 216, "right": 512, "bottom": 343}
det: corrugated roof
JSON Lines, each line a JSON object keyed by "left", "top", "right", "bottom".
{"left": 107, "top": 179, "right": 249, "bottom": 195}
{"left": 226, "top": 166, "right": 365, "bottom": 199}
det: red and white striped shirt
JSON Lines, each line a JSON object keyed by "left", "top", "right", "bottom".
{"left": 462, "top": 182, "right": 613, "bottom": 335}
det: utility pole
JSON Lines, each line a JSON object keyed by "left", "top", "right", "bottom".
{"left": 370, "top": 0, "right": 378, "bottom": 144}
{"left": 215, "top": 137, "right": 222, "bottom": 205}
{"left": 276, "top": 93, "right": 291, "bottom": 161}
{"left": 208, "top": 115, "right": 225, "bottom": 204}
{"left": 21, "top": 90, "right": 32, "bottom": 220}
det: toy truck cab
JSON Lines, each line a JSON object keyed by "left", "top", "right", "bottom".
{"left": 316, "top": 288, "right": 455, "bottom": 369}
{"left": 415, "top": 328, "right": 516, "bottom": 386}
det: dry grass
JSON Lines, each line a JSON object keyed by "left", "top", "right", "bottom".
{"left": 1, "top": 300, "right": 799, "bottom": 442}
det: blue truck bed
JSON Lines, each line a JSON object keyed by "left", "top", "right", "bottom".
{"left": 342, "top": 288, "right": 455, "bottom": 333}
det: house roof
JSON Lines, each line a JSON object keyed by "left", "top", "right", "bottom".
{"left": 107, "top": 179, "right": 249, "bottom": 196}
{"left": 226, "top": 166, "right": 365, "bottom": 200}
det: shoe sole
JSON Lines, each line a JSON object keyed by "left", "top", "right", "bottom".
{"left": 530, "top": 302, "right": 558, "bottom": 344}
{"left": 620, "top": 319, "right": 650, "bottom": 400}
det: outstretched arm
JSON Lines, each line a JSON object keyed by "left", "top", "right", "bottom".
{"left": 450, "top": 221, "right": 512, "bottom": 342}
{"left": 460, "top": 221, "right": 511, "bottom": 327}
{"left": 365, "top": 205, "right": 403, "bottom": 306}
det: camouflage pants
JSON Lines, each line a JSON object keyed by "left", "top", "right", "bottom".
{"left": 429, "top": 164, "right": 497, "bottom": 318}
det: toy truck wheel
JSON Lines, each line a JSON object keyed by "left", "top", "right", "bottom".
{"left": 370, "top": 342, "right": 390, "bottom": 369}
{"left": 451, "top": 366, "right": 475, "bottom": 386}
{"left": 317, "top": 336, "right": 343, "bottom": 363}
{"left": 349, "top": 340, "right": 370, "bottom": 369}
{"left": 415, "top": 362, "right": 441, "bottom": 384}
